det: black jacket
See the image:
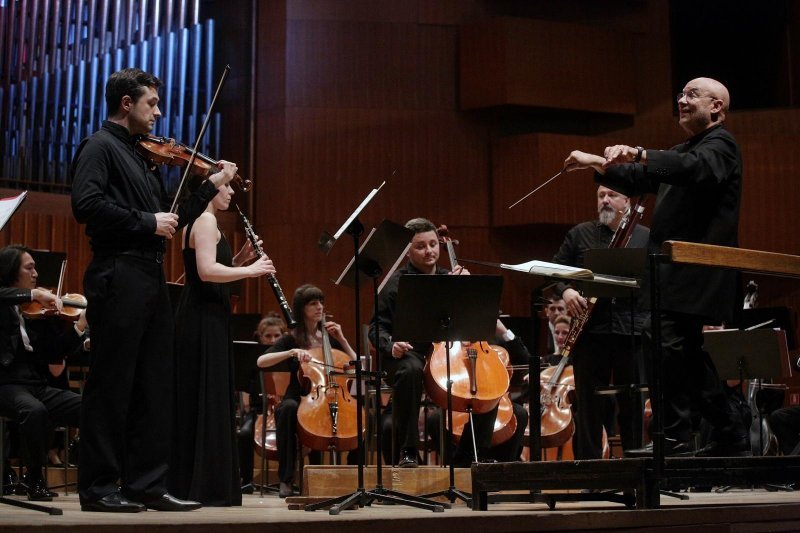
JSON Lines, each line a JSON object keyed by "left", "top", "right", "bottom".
{"left": 596, "top": 124, "right": 742, "bottom": 323}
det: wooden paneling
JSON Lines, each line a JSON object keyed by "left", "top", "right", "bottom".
{"left": 460, "top": 17, "right": 635, "bottom": 115}
{"left": 286, "top": 20, "right": 456, "bottom": 110}
{"left": 491, "top": 133, "right": 611, "bottom": 227}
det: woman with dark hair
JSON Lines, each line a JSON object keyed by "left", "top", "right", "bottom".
{"left": 168, "top": 177, "right": 275, "bottom": 507}
{"left": 257, "top": 284, "right": 356, "bottom": 498}
{"left": 0, "top": 245, "right": 87, "bottom": 501}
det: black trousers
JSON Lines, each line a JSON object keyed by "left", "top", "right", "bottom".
{"left": 0, "top": 383, "right": 81, "bottom": 475}
{"left": 78, "top": 255, "right": 175, "bottom": 503}
{"left": 571, "top": 332, "right": 644, "bottom": 459}
{"left": 645, "top": 312, "right": 744, "bottom": 445}
{"left": 769, "top": 405, "right": 800, "bottom": 455}
{"left": 274, "top": 398, "right": 300, "bottom": 483}
{"left": 382, "top": 351, "right": 426, "bottom": 451}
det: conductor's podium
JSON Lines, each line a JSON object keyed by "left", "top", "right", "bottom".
{"left": 472, "top": 242, "right": 800, "bottom": 510}
{"left": 471, "top": 456, "right": 800, "bottom": 510}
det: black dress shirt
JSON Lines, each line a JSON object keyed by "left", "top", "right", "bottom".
{"left": 596, "top": 123, "right": 742, "bottom": 323}
{"left": 70, "top": 120, "right": 218, "bottom": 254}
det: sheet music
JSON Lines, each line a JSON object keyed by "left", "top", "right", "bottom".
{"left": 333, "top": 181, "right": 386, "bottom": 240}
{"left": 501, "top": 259, "right": 593, "bottom": 279}
{"left": 0, "top": 191, "right": 27, "bottom": 231}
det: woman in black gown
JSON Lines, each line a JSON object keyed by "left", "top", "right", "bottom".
{"left": 169, "top": 164, "right": 275, "bottom": 507}
{"left": 257, "top": 284, "right": 356, "bottom": 498}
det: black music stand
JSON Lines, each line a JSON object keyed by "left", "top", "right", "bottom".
{"left": 306, "top": 219, "right": 446, "bottom": 513}
{"left": 394, "top": 274, "right": 504, "bottom": 506}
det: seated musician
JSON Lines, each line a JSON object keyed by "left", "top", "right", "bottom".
{"left": 545, "top": 296, "right": 567, "bottom": 354}
{"left": 369, "top": 218, "right": 498, "bottom": 467}
{"left": 239, "top": 313, "right": 287, "bottom": 494}
{"left": 256, "top": 285, "right": 356, "bottom": 498}
{"left": 0, "top": 245, "right": 88, "bottom": 501}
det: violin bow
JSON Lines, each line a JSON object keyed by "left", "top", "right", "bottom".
{"left": 169, "top": 64, "right": 231, "bottom": 213}
{"left": 507, "top": 168, "right": 566, "bottom": 210}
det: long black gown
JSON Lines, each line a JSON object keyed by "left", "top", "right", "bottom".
{"left": 169, "top": 220, "right": 242, "bottom": 506}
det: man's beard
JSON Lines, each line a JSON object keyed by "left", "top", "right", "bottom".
{"left": 598, "top": 207, "right": 616, "bottom": 226}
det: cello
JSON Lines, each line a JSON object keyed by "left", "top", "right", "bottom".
{"left": 450, "top": 345, "right": 517, "bottom": 446}
{"left": 423, "top": 226, "right": 511, "bottom": 415}
{"left": 296, "top": 317, "right": 363, "bottom": 453}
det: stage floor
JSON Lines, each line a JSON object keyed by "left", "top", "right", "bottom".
{"left": 0, "top": 488, "right": 799, "bottom": 532}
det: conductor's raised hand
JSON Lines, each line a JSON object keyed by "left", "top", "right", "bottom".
{"left": 602, "top": 145, "right": 637, "bottom": 167}
{"left": 564, "top": 150, "right": 606, "bottom": 173}
{"left": 154, "top": 212, "right": 179, "bottom": 239}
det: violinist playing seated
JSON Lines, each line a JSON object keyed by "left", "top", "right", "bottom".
{"left": 256, "top": 284, "right": 356, "bottom": 498}
{"left": 0, "top": 245, "right": 88, "bottom": 501}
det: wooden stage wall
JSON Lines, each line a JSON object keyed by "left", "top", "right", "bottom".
{"left": 1, "top": 0, "right": 799, "bottom": 390}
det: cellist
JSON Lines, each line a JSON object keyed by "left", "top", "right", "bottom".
{"left": 551, "top": 186, "right": 650, "bottom": 460}
{"left": 257, "top": 285, "right": 356, "bottom": 498}
{"left": 369, "top": 218, "right": 499, "bottom": 467}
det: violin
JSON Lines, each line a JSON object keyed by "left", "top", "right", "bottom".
{"left": 21, "top": 260, "right": 87, "bottom": 322}
{"left": 135, "top": 135, "right": 252, "bottom": 192}
{"left": 295, "top": 317, "right": 364, "bottom": 452}
{"left": 424, "top": 226, "right": 510, "bottom": 414}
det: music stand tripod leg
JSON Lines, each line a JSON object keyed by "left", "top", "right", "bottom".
{"left": 420, "top": 340, "right": 472, "bottom": 506}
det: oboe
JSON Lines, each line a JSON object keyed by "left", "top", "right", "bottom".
{"left": 235, "top": 204, "right": 297, "bottom": 329}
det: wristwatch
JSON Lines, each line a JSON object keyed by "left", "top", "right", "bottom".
{"left": 634, "top": 146, "right": 644, "bottom": 163}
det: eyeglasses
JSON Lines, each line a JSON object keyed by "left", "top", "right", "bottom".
{"left": 676, "top": 89, "right": 717, "bottom": 103}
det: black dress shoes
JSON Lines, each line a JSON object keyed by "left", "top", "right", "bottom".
{"left": 278, "top": 482, "right": 294, "bottom": 498}
{"left": 26, "top": 477, "right": 58, "bottom": 501}
{"left": 397, "top": 449, "right": 419, "bottom": 468}
{"left": 81, "top": 492, "right": 146, "bottom": 512}
{"left": 695, "top": 437, "right": 751, "bottom": 457}
{"left": 624, "top": 439, "right": 696, "bottom": 457}
{"left": 144, "top": 493, "right": 202, "bottom": 512}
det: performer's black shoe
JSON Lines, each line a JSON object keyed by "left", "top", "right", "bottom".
{"left": 144, "top": 493, "right": 202, "bottom": 512}
{"left": 26, "top": 476, "right": 57, "bottom": 501}
{"left": 278, "top": 482, "right": 294, "bottom": 498}
{"left": 397, "top": 448, "right": 419, "bottom": 468}
{"left": 241, "top": 483, "right": 254, "bottom": 495}
{"left": 81, "top": 492, "right": 146, "bottom": 512}
{"left": 624, "top": 438, "right": 696, "bottom": 457}
{"left": 695, "top": 436, "right": 751, "bottom": 457}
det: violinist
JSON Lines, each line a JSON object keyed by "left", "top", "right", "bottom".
{"left": 71, "top": 68, "right": 235, "bottom": 512}
{"left": 551, "top": 186, "right": 649, "bottom": 460}
{"left": 564, "top": 76, "right": 749, "bottom": 457}
{"left": 168, "top": 171, "right": 275, "bottom": 507}
{"left": 0, "top": 245, "right": 87, "bottom": 501}
{"left": 369, "top": 218, "right": 498, "bottom": 467}
{"left": 256, "top": 285, "right": 356, "bottom": 498}
{"left": 544, "top": 296, "right": 567, "bottom": 354}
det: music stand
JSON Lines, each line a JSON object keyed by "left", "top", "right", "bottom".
{"left": 306, "top": 219, "right": 445, "bottom": 513}
{"left": 394, "top": 274, "right": 504, "bottom": 506}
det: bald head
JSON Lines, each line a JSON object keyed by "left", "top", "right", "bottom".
{"left": 677, "top": 77, "right": 730, "bottom": 135}
{"left": 689, "top": 77, "right": 730, "bottom": 118}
